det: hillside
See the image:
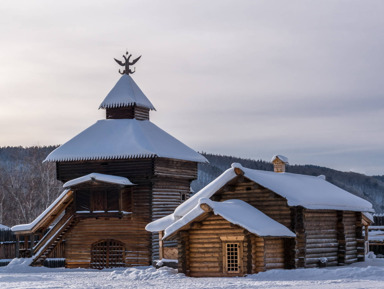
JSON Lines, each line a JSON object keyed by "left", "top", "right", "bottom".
{"left": 0, "top": 147, "right": 383, "bottom": 227}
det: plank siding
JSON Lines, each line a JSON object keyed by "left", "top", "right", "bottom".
{"left": 151, "top": 178, "right": 191, "bottom": 260}
{"left": 57, "top": 159, "right": 154, "bottom": 183}
{"left": 106, "top": 106, "right": 150, "bottom": 120}
{"left": 150, "top": 159, "right": 196, "bottom": 260}
{"left": 154, "top": 159, "right": 198, "bottom": 180}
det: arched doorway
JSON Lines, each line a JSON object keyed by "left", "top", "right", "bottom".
{"left": 90, "top": 239, "right": 125, "bottom": 269}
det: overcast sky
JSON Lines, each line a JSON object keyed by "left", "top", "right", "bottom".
{"left": 0, "top": 0, "right": 383, "bottom": 175}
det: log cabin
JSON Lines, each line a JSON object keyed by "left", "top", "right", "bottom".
{"left": 11, "top": 54, "right": 207, "bottom": 268}
{"left": 146, "top": 160, "right": 374, "bottom": 277}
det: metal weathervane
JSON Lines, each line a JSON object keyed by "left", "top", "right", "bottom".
{"left": 114, "top": 51, "right": 142, "bottom": 75}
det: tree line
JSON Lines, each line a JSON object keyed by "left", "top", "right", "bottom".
{"left": 0, "top": 147, "right": 383, "bottom": 227}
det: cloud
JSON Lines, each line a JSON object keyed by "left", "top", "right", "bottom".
{"left": 0, "top": 0, "right": 383, "bottom": 175}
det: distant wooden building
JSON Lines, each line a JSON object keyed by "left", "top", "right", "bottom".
{"left": 146, "top": 160, "right": 374, "bottom": 277}
{"left": 12, "top": 56, "right": 207, "bottom": 268}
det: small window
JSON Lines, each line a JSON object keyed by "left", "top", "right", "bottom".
{"left": 226, "top": 243, "right": 240, "bottom": 273}
{"left": 220, "top": 236, "right": 244, "bottom": 275}
{"left": 180, "top": 193, "right": 187, "bottom": 202}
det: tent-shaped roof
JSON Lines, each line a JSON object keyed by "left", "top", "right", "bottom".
{"left": 158, "top": 198, "right": 295, "bottom": 239}
{"left": 45, "top": 119, "right": 208, "bottom": 163}
{"left": 147, "top": 163, "right": 373, "bottom": 233}
{"left": 99, "top": 74, "right": 155, "bottom": 110}
{"left": 63, "top": 173, "right": 135, "bottom": 188}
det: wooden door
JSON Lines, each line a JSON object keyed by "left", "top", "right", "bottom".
{"left": 90, "top": 239, "right": 125, "bottom": 269}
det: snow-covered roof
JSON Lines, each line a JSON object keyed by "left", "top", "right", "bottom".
{"left": 12, "top": 189, "right": 71, "bottom": 232}
{"left": 99, "top": 74, "right": 155, "bottom": 110}
{"left": 162, "top": 198, "right": 295, "bottom": 239}
{"left": 44, "top": 119, "right": 208, "bottom": 163}
{"left": 147, "top": 163, "right": 373, "bottom": 234}
{"left": 0, "top": 224, "right": 10, "bottom": 231}
{"left": 146, "top": 214, "right": 175, "bottom": 233}
{"left": 363, "top": 212, "right": 374, "bottom": 223}
{"left": 185, "top": 164, "right": 373, "bottom": 215}
{"left": 63, "top": 173, "right": 135, "bottom": 188}
{"left": 175, "top": 162, "right": 373, "bottom": 219}
{"left": 271, "top": 155, "right": 289, "bottom": 164}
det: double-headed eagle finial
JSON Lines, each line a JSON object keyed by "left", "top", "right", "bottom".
{"left": 114, "top": 51, "right": 142, "bottom": 75}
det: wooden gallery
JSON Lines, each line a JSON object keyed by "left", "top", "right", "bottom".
{"left": 11, "top": 52, "right": 208, "bottom": 268}
{"left": 11, "top": 53, "right": 374, "bottom": 276}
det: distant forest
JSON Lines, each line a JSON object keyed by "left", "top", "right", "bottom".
{"left": 0, "top": 146, "right": 383, "bottom": 227}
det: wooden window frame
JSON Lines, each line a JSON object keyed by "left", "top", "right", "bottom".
{"left": 220, "top": 236, "right": 244, "bottom": 275}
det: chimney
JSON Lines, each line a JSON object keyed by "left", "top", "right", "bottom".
{"left": 271, "top": 155, "right": 289, "bottom": 173}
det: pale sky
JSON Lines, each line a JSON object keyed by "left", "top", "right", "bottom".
{"left": 1, "top": 0, "right": 383, "bottom": 175}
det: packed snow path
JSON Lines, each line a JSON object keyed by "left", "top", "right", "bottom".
{"left": 1, "top": 258, "right": 384, "bottom": 289}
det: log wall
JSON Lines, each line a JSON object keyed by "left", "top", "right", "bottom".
{"left": 264, "top": 237, "right": 286, "bottom": 270}
{"left": 304, "top": 210, "right": 338, "bottom": 268}
{"left": 343, "top": 212, "right": 358, "bottom": 264}
{"left": 217, "top": 180, "right": 291, "bottom": 228}
{"left": 179, "top": 215, "right": 248, "bottom": 277}
{"left": 56, "top": 157, "right": 198, "bottom": 266}
{"left": 64, "top": 216, "right": 151, "bottom": 268}
{"left": 250, "top": 236, "right": 265, "bottom": 273}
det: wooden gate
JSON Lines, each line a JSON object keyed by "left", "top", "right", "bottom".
{"left": 90, "top": 239, "right": 125, "bottom": 269}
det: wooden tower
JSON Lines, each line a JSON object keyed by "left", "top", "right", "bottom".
{"left": 12, "top": 52, "right": 207, "bottom": 268}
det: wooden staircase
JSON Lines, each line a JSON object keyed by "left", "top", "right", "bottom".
{"left": 31, "top": 210, "right": 78, "bottom": 266}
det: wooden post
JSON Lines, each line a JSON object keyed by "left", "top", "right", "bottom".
{"left": 291, "top": 207, "right": 305, "bottom": 268}
{"left": 337, "top": 211, "right": 346, "bottom": 265}
{"left": 15, "top": 235, "right": 19, "bottom": 258}
{"left": 356, "top": 212, "right": 365, "bottom": 261}
{"left": 246, "top": 235, "right": 252, "bottom": 274}
{"left": 24, "top": 235, "right": 29, "bottom": 257}
{"left": 159, "top": 231, "right": 164, "bottom": 260}
{"left": 30, "top": 234, "right": 35, "bottom": 256}
{"left": 118, "top": 190, "right": 123, "bottom": 213}
{"left": 178, "top": 231, "right": 189, "bottom": 275}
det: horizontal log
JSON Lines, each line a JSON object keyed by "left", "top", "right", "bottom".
{"left": 265, "top": 263, "right": 284, "bottom": 269}
{"left": 306, "top": 247, "right": 338, "bottom": 254}
{"left": 306, "top": 243, "right": 338, "bottom": 249}
{"left": 305, "top": 256, "right": 338, "bottom": 264}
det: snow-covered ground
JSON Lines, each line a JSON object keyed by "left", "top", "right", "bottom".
{"left": 1, "top": 257, "right": 384, "bottom": 289}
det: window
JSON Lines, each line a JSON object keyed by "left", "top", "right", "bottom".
{"left": 225, "top": 243, "right": 240, "bottom": 273}
{"left": 180, "top": 193, "right": 187, "bottom": 202}
{"left": 75, "top": 188, "right": 121, "bottom": 212}
{"left": 220, "top": 236, "right": 244, "bottom": 274}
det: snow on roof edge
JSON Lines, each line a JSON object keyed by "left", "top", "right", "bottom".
{"left": 173, "top": 167, "right": 238, "bottom": 218}
{"left": 271, "top": 155, "right": 289, "bottom": 164}
{"left": 163, "top": 198, "right": 295, "bottom": 239}
{"left": 98, "top": 102, "right": 156, "bottom": 111}
{"left": 63, "top": 173, "right": 135, "bottom": 188}
{"left": 12, "top": 189, "right": 71, "bottom": 232}
{"left": 146, "top": 214, "right": 175, "bottom": 232}
{"left": 44, "top": 153, "right": 158, "bottom": 162}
